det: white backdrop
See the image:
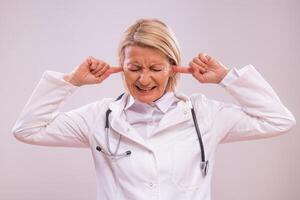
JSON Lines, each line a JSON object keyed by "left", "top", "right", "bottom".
{"left": 1, "top": 0, "right": 299, "bottom": 199}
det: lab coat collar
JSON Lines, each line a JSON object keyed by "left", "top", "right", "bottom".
{"left": 151, "top": 92, "right": 192, "bottom": 136}
{"left": 107, "top": 92, "right": 194, "bottom": 148}
{"left": 124, "top": 92, "right": 177, "bottom": 114}
{"left": 108, "top": 93, "right": 150, "bottom": 149}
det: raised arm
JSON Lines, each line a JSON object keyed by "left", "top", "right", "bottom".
{"left": 12, "top": 57, "right": 120, "bottom": 147}
{"left": 174, "top": 53, "right": 296, "bottom": 143}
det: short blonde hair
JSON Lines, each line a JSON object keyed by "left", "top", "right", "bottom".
{"left": 118, "top": 18, "right": 181, "bottom": 92}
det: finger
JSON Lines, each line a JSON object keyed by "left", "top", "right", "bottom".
{"left": 89, "top": 56, "right": 98, "bottom": 62}
{"left": 172, "top": 66, "right": 191, "bottom": 74}
{"left": 95, "top": 64, "right": 109, "bottom": 77}
{"left": 189, "top": 62, "right": 207, "bottom": 73}
{"left": 199, "top": 53, "right": 211, "bottom": 64}
{"left": 95, "top": 70, "right": 111, "bottom": 83}
{"left": 91, "top": 62, "right": 104, "bottom": 74}
{"left": 193, "top": 57, "right": 207, "bottom": 68}
{"left": 86, "top": 56, "right": 93, "bottom": 65}
{"left": 89, "top": 57, "right": 100, "bottom": 71}
{"left": 108, "top": 66, "right": 123, "bottom": 74}
{"left": 90, "top": 62, "right": 99, "bottom": 72}
{"left": 192, "top": 72, "right": 206, "bottom": 83}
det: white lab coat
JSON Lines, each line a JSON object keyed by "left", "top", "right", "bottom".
{"left": 12, "top": 65, "right": 296, "bottom": 200}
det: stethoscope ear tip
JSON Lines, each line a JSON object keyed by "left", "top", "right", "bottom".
{"left": 96, "top": 146, "right": 102, "bottom": 152}
{"left": 96, "top": 144, "right": 131, "bottom": 157}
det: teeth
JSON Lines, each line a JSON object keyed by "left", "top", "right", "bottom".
{"left": 136, "top": 85, "right": 154, "bottom": 91}
{"left": 140, "top": 88, "right": 150, "bottom": 91}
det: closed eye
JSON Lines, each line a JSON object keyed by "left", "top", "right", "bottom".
{"left": 150, "top": 65, "right": 164, "bottom": 72}
{"left": 128, "top": 64, "right": 141, "bottom": 72}
{"left": 151, "top": 68, "right": 163, "bottom": 72}
{"left": 129, "top": 68, "right": 141, "bottom": 72}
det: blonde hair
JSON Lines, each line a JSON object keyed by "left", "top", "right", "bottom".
{"left": 118, "top": 18, "right": 181, "bottom": 92}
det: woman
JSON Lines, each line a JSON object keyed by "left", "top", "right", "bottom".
{"left": 12, "top": 18, "right": 296, "bottom": 200}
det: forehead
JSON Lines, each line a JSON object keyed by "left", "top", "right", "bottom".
{"left": 124, "top": 45, "right": 168, "bottom": 63}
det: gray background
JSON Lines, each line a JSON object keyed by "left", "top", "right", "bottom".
{"left": 1, "top": 0, "right": 299, "bottom": 199}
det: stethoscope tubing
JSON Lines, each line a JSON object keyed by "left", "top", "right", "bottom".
{"left": 96, "top": 93, "right": 209, "bottom": 176}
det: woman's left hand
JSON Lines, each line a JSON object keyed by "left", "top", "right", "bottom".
{"left": 173, "top": 53, "right": 229, "bottom": 84}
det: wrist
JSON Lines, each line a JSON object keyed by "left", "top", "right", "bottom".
{"left": 63, "top": 74, "right": 82, "bottom": 87}
{"left": 217, "top": 68, "right": 229, "bottom": 83}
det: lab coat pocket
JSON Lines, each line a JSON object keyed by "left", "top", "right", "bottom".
{"left": 172, "top": 141, "right": 203, "bottom": 190}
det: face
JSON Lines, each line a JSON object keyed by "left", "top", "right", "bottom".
{"left": 122, "top": 45, "right": 172, "bottom": 103}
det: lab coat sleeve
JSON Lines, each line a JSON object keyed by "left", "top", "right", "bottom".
{"left": 12, "top": 70, "right": 102, "bottom": 147}
{"left": 211, "top": 64, "right": 296, "bottom": 143}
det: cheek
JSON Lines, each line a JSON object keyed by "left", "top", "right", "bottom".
{"left": 157, "top": 73, "right": 171, "bottom": 87}
{"left": 123, "top": 71, "right": 138, "bottom": 86}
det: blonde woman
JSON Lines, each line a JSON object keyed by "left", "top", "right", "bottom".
{"left": 12, "top": 18, "right": 296, "bottom": 200}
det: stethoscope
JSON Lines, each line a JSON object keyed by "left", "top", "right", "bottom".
{"left": 96, "top": 93, "right": 209, "bottom": 177}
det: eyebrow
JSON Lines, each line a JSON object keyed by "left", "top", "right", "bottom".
{"left": 127, "top": 62, "right": 141, "bottom": 65}
{"left": 127, "top": 61, "right": 165, "bottom": 66}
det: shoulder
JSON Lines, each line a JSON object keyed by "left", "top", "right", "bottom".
{"left": 189, "top": 93, "right": 240, "bottom": 119}
{"left": 189, "top": 93, "right": 224, "bottom": 111}
{"left": 67, "top": 97, "right": 115, "bottom": 117}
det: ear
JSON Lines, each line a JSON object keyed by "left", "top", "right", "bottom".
{"left": 119, "top": 53, "right": 125, "bottom": 68}
{"left": 169, "top": 65, "right": 175, "bottom": 76}
{"left": 119, "top": 59, "right": 123, "bottom": 68}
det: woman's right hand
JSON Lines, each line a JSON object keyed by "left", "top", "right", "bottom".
{"left": 63, "top": 56, "right": 123, "bottom": 86}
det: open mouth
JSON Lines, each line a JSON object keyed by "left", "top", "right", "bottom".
{"left": 135, "top": 85, "right": 157, "bottom": 92}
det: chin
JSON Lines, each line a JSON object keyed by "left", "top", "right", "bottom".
{"left": 131, "top": 87, "right": 164, "bottom": 103}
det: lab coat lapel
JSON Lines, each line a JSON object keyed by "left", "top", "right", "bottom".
{"left": 152, "top": 100, "right": 191, "bottom": 136}
{"left": 108, "top": 94, "right": 149, "bottom": 149}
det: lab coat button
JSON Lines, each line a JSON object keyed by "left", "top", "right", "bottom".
{"left": 148, "top": 182, "right": 157, "bottom": 189}
{"left": 149, "top": 182, "right": 154, "bottom": 188}
{"left": 184, "top": 110, "right": 188, "bottom": 115}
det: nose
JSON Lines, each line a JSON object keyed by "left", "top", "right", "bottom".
{"left": 138, "top": 70, "right": 152, "bottom": 85}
